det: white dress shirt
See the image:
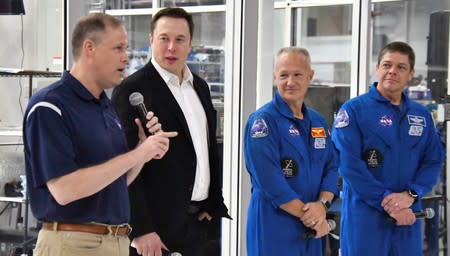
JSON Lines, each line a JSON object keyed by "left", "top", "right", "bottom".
{"left": 151, "top": 58, "right": 210, "bottom": 201}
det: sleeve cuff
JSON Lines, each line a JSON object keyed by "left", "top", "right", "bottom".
{"left": 271, "top": 191, "right": 298, "bottom": 208}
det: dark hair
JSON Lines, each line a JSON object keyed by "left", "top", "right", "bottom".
{"left": 377, "top": 41, "right": 415, "bottom": 71}
{"left": 150, "top": 7, "right": 194, "bottom": 38}
{"left": 71, "top": 13, "right": 124, "bottom": 60}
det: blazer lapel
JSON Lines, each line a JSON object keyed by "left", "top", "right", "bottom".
{"left": 146, "top": 63, "right": 194, "bottom": 144}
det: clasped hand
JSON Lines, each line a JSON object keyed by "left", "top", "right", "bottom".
{"left": 300, "top": 201, "right": 329, "bottom": 238}
{"left": 382, "top": 192, "right": 416, "bottom": 226}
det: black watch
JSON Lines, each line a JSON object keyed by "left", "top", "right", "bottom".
{"left": 320, "top": 198, "right": 331, "bottom": 211}
{"left": 408, "top": 189, "right": 418, "bottom": 203}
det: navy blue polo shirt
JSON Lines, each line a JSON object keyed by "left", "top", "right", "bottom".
{"left": 23, "top": 71, "right": 130, "bottom": 224}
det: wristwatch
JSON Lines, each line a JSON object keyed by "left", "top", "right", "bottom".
{"left": 408, "top": 189, "right": 418, "bottom": 203}
{"left": 320, "top": 198, "right": 331, "bottom": 211}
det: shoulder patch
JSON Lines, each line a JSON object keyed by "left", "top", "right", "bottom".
{"left": 334, "top": 110, "right": 349, "bottom": 128}
{"left": 250, "top": 118, "right": 269, "bottom": 138}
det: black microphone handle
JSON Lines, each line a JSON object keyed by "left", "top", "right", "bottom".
{"left": 162, "top": 250, "right": 182, "bottom": 256}
{"left": 414, "top": 211, "right": 427, "bottom": 219}
{"left": 301, "top": 219, "right": 336, "bottom": 239}
{"left": 135, "top": 103, "right": 152, "bottom": 136}
{"left": 414, "top": 209, "right": 434, "bottom": 219}
{"left": 302, "top": 229, "right": 317, "bottom": 239}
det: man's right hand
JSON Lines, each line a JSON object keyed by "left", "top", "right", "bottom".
{"left": 312, "top": 219, "right": 330, "bottom": 238}
{"left": 132, "top": 232, "right": 169, "bottom": 256}
{"left": 389, "top": 208, "right": 416, "bottom": 226}
{"left": 135, "top": 131, "right": 178, "bottom": 162}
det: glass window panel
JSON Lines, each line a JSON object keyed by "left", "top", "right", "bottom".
{"left": 370, "top": 1, "right": 450, "bottom": 104}
{"left": 273, "top": 8, "right": 286, "bottom": 53}
{"left": 292, "top": 5, "right": 352, "bottom": 127}
{"left": 161, "top": 0, "right": 225, "bottom": 7}
{"left": 105, "top": 0, "right": 152, "bottom": 9}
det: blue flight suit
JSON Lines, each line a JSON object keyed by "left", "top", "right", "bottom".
{"left": 332, "top": 83, "right": 445, "bottom": 256}
{"left": 244, "top": 92, "right": 339, "bottom": 256}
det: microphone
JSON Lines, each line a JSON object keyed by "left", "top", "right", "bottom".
{"left": 162, "top": 251, "right": 182, "bottom": 256}
{"left": 415, "top": 208, "right": 435, "bottom": 219}
{"left": 388, "top": 208, "right": 435, "bottom": 223}
{"left": 302, "top": 219, "right": 336, "bottom": 239}
{"left": 129, "top": 92, "right": 152, "bottom": 136}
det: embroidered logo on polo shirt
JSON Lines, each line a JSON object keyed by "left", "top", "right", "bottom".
{"left": 114, "top": 117, "right": 122, "bottom": 129}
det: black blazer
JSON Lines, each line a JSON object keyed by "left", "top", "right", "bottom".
{"left": 111, "top": 62, "right": 229, "bottom": 245}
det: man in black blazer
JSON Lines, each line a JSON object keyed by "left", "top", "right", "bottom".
{"left": 112, "top": 7, "right": 230, "bottom": 256}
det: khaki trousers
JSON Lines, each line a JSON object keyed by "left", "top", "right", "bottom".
{"left": 33, "top": 229, "right": 130, "bottom": 256}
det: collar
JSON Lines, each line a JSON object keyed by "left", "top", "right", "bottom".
{"left": 62, "top": 70, "right": 109, "bottom": 104}
{"left": 273, "top": 91, "right": 308, "bottom": 120}
{"left": 369, "top": 82, "right": 410, "bottom": 107}
{"left": 151, "top": 58, "right": 193, "bottom": 86}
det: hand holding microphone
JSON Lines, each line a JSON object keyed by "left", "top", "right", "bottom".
{"left": 129, "top": 92, "right": 161, "bottom": 136}
{"left": 302, "top": 219, "right": 336, "bottom": 239}
{"left": 388, "top": 208, "right": 435, "bottom": 226}
{"left": 129, "top": 92, "right": 177, "bottom": 160}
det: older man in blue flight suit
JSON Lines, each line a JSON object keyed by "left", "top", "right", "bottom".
{"left": 332, "top": 41, "right": 444, "bottom": 256}
{"left": 244, "top": 47, "right": 339, "bottom": 256}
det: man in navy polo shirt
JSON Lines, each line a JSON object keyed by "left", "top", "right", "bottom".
{"left": 23, "top": 13, "right": 177, "bottom": 256}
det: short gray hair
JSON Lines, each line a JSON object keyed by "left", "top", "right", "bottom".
{"left": 276, "top": 47, "right": 311, "bottom": 66}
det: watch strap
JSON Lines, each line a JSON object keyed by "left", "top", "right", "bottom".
{"left": 320, "top": 198, "right": 331, "bottom": 211}
{"left": 408, "top": 189, "right": 418, "bottom": 203}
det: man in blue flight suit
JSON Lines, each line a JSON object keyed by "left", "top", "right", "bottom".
{"left": 332, "top": 41, "right": 445, "bottom": 256}
{"left": 244, "top": 47, "right": 339, "bottom": 256}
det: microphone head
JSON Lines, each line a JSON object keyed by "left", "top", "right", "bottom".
{"left": 327, "top": 219, "right": 337, "bottom": 231}
{"left": 425, "top": 208, "right": 435, "bottom": 219}
{"left": 129, "top": 92, "right": 144, "bottom": 107}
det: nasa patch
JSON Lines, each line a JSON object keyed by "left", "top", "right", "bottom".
{"left": 379, "top": 115, "right": 393, "bottom": 126}
{"left": 250, "top": 118, "right": 269, "bottom": 138}
{"left": 289, "top": 125, "right": 300, "bottom": 136}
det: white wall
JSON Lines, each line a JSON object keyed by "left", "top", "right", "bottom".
{"left": 0, "top": 0, "right": 63, "bottom": 230}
